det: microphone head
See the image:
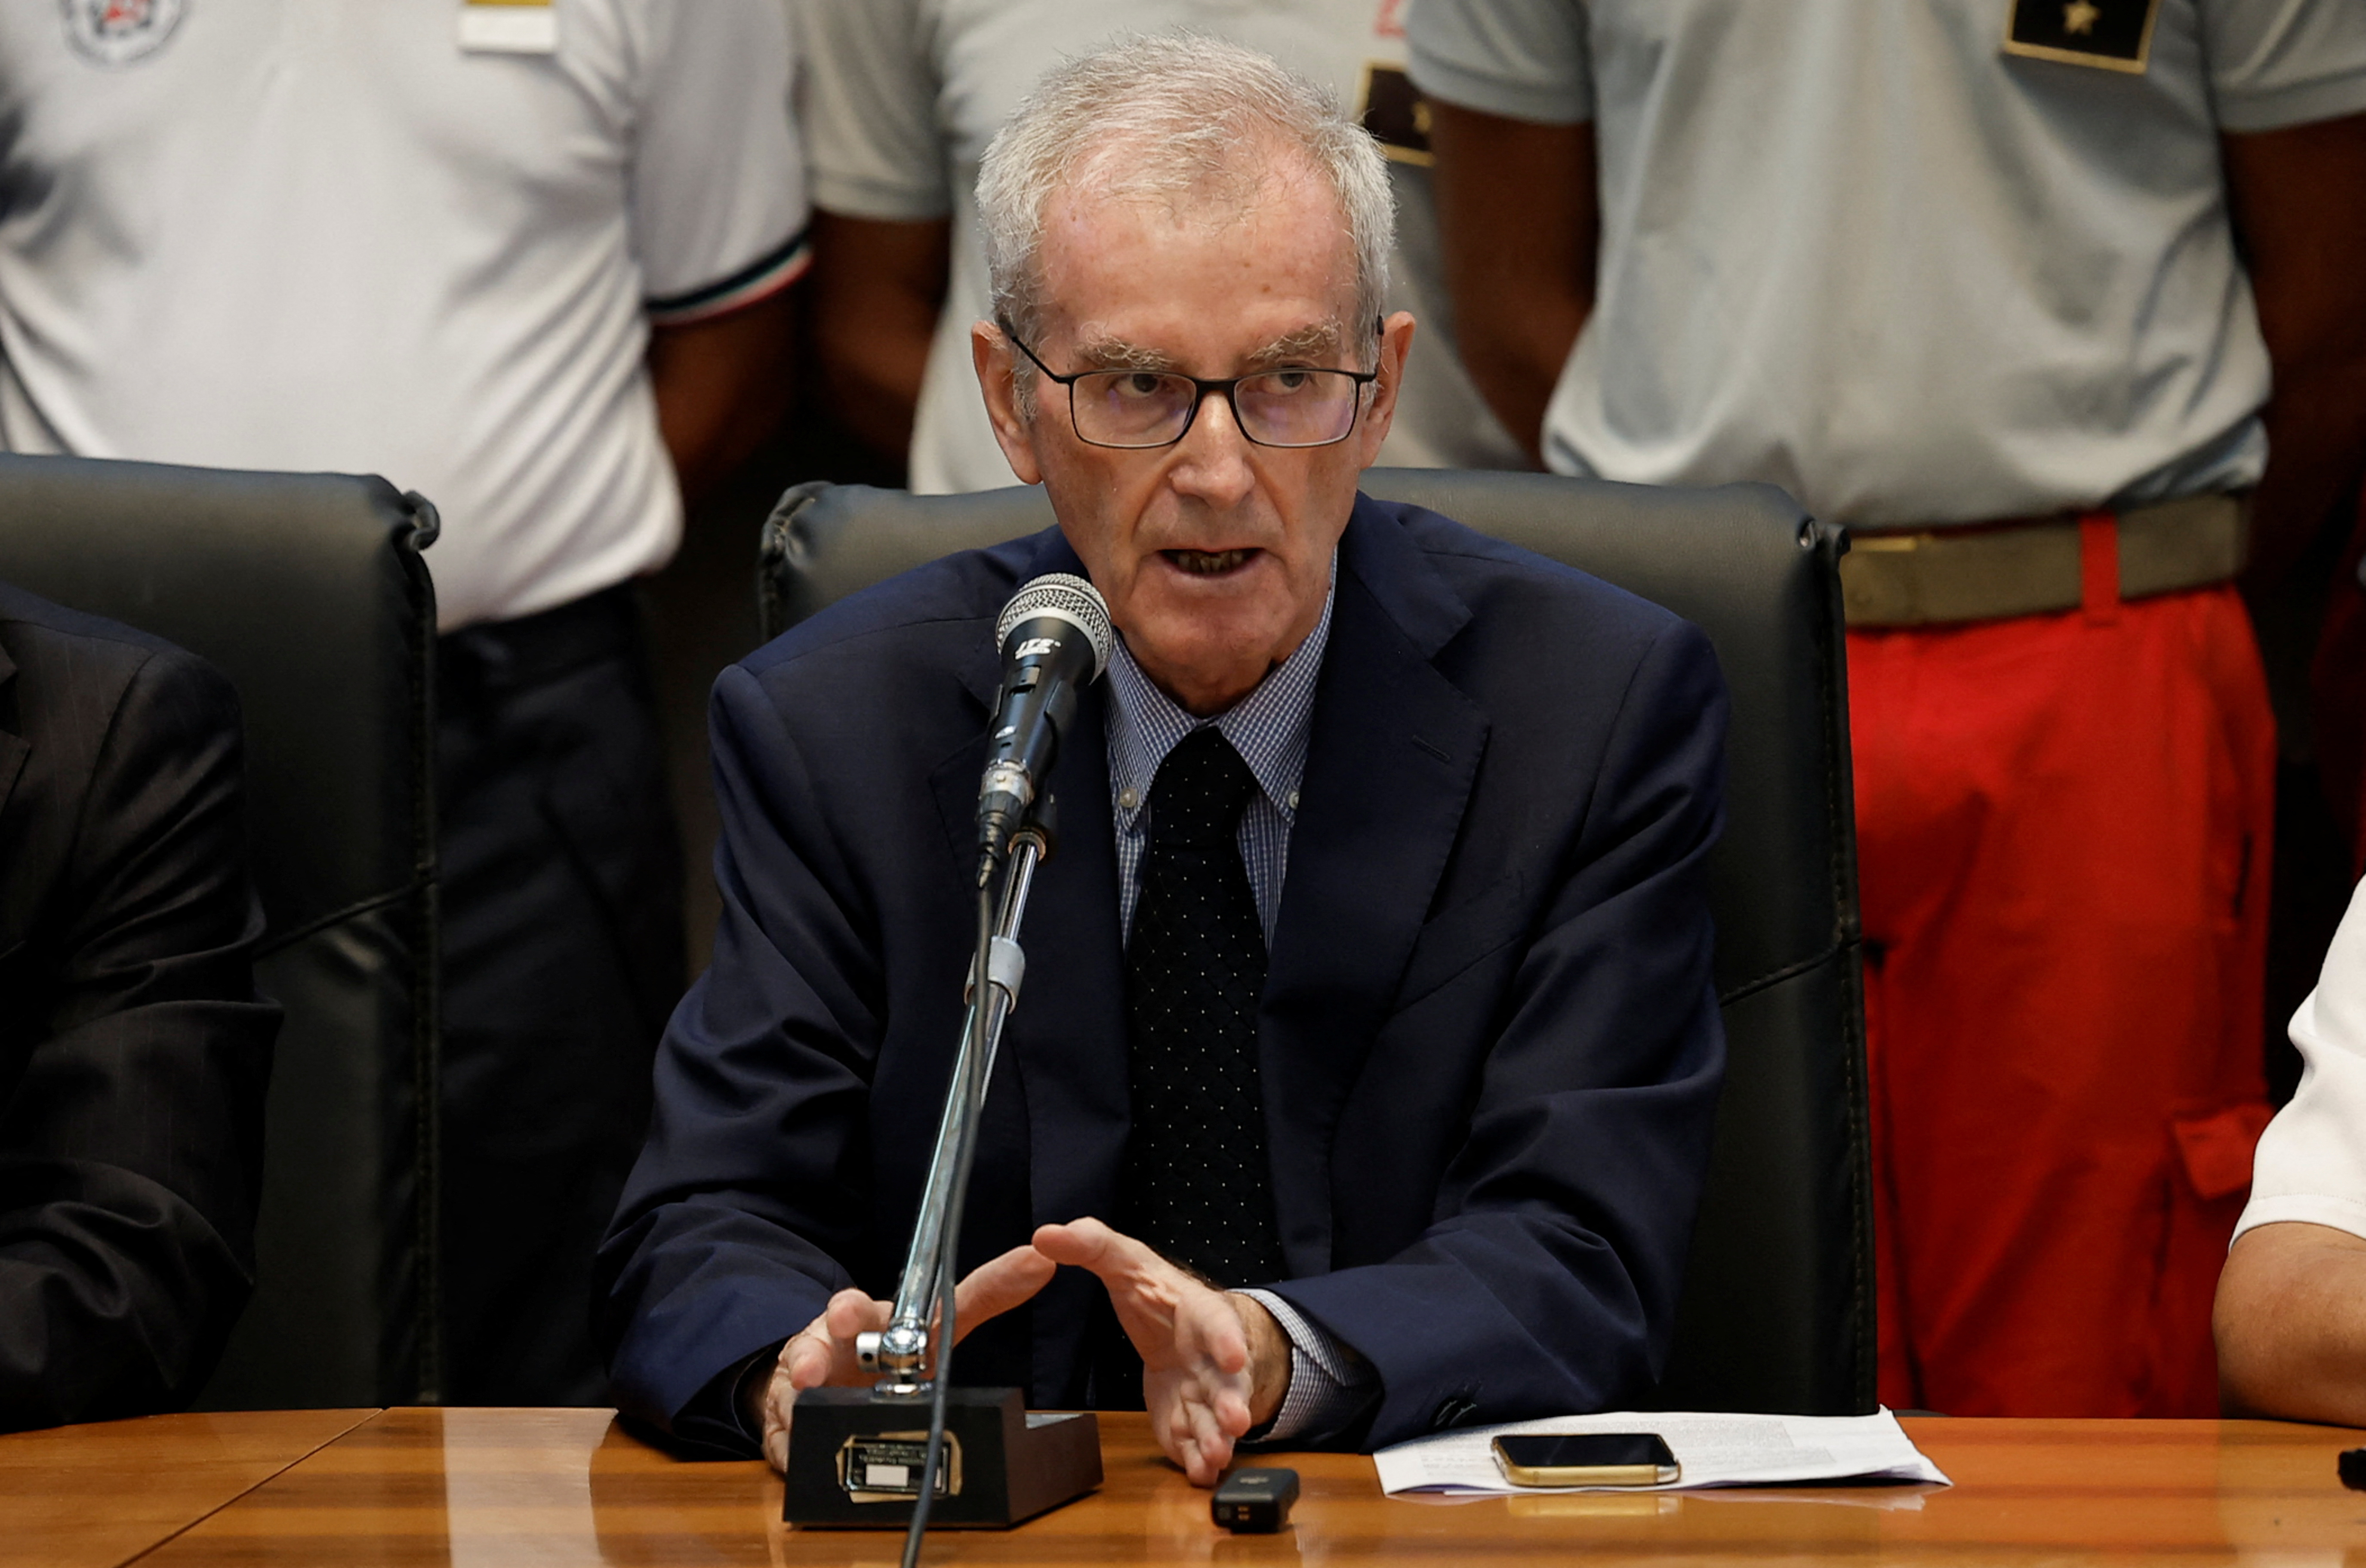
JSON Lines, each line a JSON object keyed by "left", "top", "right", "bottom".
{"left": 996, "top": 573, "right": 1113, "bottom": 680}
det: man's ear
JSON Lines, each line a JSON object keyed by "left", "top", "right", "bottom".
{"left": 1353, "top": 310, "right": 1418, "bottom": 469}
{"left": 972, "top": 320, "right": 1046, "bottom": 486}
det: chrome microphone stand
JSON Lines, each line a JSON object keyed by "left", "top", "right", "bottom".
{"left": 781, "top": 813, "right": 1101, "bottom": 1537}
{"left": 859, "top": 824, "right": 1046, "bottom": 1389}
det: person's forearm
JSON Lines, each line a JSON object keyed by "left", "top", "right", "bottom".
{"left": 1457, "top": 283, "right": 1587, "bottom": 470}
{"left": 649, "top": 287, "right": 798, "bottom": 507}
{"left": 1426, "top": 104, "right": 1597, "bottom": 466}
{"left": 810, "top": 211, "right": 951, "bottom": 465}
{"left": 2215, "top": 1222, "right": 2366, "bottom": 1422}
{"left": 2244, "top": 354, "right": 2366, "bottom": 593}
{"left": 1236, "top": 1288, "right": 1380, "bottom": 1444}
{"left": 817, "top": 302, "right": 934, "bottom": 464}
{"left": 2221, "top": 114, "right": 2366, "bottom": 593}
{"left": 1232, "top": 1292, "right": 1291, "bottom": 1430}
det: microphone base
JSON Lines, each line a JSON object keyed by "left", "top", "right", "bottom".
{"left": 781, "top": 1386, "right": 1102, "bottom": 1529}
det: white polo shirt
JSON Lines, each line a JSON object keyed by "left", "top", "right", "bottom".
{"left": 1407, "top": 0, "right": 2366, "bottom": 528}
{"left": 795, "top": 0, "right": 1526, "bottom": 496}
{"left": 0, "top": 0, "right": 811, "bottom": 630}
{"left": 2238, "top": 876, "right": 2366, "bottom": 1246}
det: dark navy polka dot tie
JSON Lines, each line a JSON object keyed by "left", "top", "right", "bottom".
{"left": 1121, "top": 726, "right": 1285, "bottom": 1290}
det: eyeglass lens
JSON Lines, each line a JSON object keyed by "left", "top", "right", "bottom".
{"left": 1074, "top": 369, "right": 1362, "bottom": 449}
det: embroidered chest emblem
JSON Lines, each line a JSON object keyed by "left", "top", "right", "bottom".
{"left": 2003, "top": 0, "right": 2163, "bottom": 73}
{"left": 61, "top": 0, "right": 187, "bottom": 66}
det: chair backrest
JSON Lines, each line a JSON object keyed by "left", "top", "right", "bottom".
{"left": 759, "top": 470, "right": 1874, "bottom": 1417}
{"left": 0, "top": 452, "right": 440, "bottom": 1409}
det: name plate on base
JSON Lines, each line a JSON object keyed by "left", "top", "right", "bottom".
{"left": 783, "top": 1386, "right": 1101, "bottom": 1529}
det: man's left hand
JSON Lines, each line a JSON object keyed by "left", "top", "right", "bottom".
{"left": 1032, "top": 1218, "right": 1291, "bottom": 1485}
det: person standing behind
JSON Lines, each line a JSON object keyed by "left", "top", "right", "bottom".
{"left": 1408, "top": 0, "right": 2366, "bottom": 1416}
{"left": 0, "top": 584, "right": 279, "bottom": 1431}
{"left": 2217, "top": 870, "right": 2366, "bottom": 1423}
{"left": 597, "top": 37, "right": 1727, "bottom": 1473}
{"left": 0, "top": 0, "right": 811, "bottom": 1404}
{"left": 795, "top": 0, "right": 1525, "bottom": 494}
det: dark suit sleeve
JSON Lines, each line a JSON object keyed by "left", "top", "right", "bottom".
{"left": 0, "top": 649, "right": 276, "bottom": 1431}
{"left": 1268, "top": 620, "right": 1728, "bottom": 1449}
{"left": 595, "top": 663, "right": 881, "bottom": 1451}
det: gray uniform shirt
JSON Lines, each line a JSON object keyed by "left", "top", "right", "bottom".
{"left": 796, "top": 0, "right": 1526, "bottom": 495}
{"left": 1407, "top": 0, "right": 2366, "bottom": 527}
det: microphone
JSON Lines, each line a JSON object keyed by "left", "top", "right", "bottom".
{"left": 976, "top": 573, "right": 1113, "bottom": 880}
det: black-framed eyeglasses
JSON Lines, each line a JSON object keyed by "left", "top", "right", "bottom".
{"left": 1000, "top": 317, "right": 1382, "bottom": 450}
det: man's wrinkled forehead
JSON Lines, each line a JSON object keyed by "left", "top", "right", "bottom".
{"left": 1064, "top": 120, "right": 1298, "bottom": 210}
{"left": 1033, "top": 153, "right": 1359, "bottom": 332}
{"left": 1068, "top": 321, "right": 1346, "bottom": 373}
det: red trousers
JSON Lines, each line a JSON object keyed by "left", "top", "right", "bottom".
{"left": 1851, "top": 570, "right": 2275, "bottom": 1417}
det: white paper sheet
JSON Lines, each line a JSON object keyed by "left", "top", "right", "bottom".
{"left": 1373, "top": 1408, "right": 1951, "bottom": 1497}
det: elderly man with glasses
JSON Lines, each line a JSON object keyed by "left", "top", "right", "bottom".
{"left": 596, "top": 35, "right": 1729, "bottom": 1483}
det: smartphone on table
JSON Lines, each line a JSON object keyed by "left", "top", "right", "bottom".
{"left": 1491, "top": 1432, "right": 1681, "bottom": 1488}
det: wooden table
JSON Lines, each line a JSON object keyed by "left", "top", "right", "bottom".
{"left": 0, "top": 1408, "right": 370, "bottom": 1568}
{"left": 15, "top": 1408, "right": 2366, "bottom": 1565}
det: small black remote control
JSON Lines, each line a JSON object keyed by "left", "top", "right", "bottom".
{"left": 1213, "top": 1467, "right": 1300, "bottom": 1533}
{"left": 2339, "top": 1448, "right": 2366, "bottom": 1491}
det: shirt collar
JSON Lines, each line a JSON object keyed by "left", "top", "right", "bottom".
{"left": 1106, "top": 557, "right": 1336, "bottom": 830}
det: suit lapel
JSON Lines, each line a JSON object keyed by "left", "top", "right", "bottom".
{"left": 1260, "top": 498, "right": 1487, "bottom": 1276}
{"left": 923, "top": 527, "right": 1130, "bottom": 1403}
{"left": 922, "top": 529, "right": 1132, "bottom": 1230}
{"left": 1004, "top": 682, "right": 1129, "bottom": 1229}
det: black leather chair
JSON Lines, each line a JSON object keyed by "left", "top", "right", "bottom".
{"left": 757, "top": 469, "right": 1875, "bottom": 1417}
{"left": 0, "top": 452, "right": 440, "bottom": 1409}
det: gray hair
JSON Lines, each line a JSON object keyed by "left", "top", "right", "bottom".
{"left": 977, "top": 34, "right": 1395, "bottom": 378}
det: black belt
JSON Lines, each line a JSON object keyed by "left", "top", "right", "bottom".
{"left": 439, "top": 583, "right": 641, "bottom": 695}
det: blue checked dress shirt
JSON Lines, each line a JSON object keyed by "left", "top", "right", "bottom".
{"left": 1103, "top": 561, "right": 1378, "bottom": 1444}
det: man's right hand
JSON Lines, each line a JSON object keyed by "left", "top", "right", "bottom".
{"left": 750, "top": 1243, "right": 1056, "bottom": 1473}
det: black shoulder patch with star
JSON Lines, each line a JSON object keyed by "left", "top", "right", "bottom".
{"left": 2003, "top": 0, "right": 2161, "bottom": 73}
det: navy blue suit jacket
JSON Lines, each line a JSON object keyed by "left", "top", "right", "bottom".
{"left": 596, "top": 495, "right": 1728, "bottom": 1452}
